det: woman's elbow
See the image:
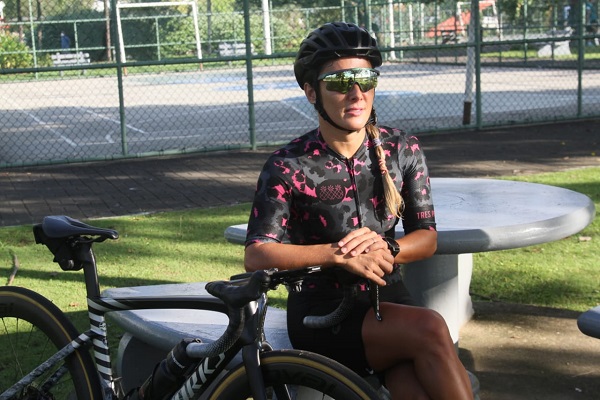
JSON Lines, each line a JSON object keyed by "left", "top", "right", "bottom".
{"left": 426, "top": 230, "right": 438, "bottom": 258}
{"left": 244, "top": 243, "right": 265, "bottom": 272}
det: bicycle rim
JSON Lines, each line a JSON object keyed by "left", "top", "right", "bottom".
{"left": 0, "top": 286, "right": 103, "bottom": 399}
{"left": 205, "top": 349, "right": 379, "bottom": 400}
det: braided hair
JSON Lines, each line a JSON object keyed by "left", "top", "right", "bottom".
{"left": 365, "top": 111, "right": 404, "bottom": 218}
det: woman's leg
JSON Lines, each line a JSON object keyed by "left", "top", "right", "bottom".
{"left": 384, "top": 361, "right": 430, "bottom": 399}
{"left": 362, "top": 303, "right": 473, "bottom": 400}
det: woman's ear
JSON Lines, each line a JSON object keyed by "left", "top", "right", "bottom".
{"left": 304, "top": 82, "right": 317, "bottom": 104}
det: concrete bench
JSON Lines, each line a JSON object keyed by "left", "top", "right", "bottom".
{"left": 534, "top": 29, "right": 572, "bottom": 57}
{"left": 104, "top": 283, "right": 483, "bottom": 399}
{"left": 217, "top": 42, "right": 254, "bottom": 57}
{"left": 578, "top": 305, "right": 600, "bottom": 339}
{"left": 537, "top": 40, "right": 571, "bottom": 57}
{"left": 51, "top": 52, "right": 90, "bottom": 76}
{"left": 103, "top": 282, "right": 291, "bottom": 393}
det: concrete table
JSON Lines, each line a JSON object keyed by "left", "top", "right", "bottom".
{"left": 224, "top": 178, "right": 596, "bottom": 342}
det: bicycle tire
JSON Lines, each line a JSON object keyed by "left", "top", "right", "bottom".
{"left": 204, "top": 349, "right": 380, "bottom": 400}
{"left": 0, "top": 286, "right": 103, "bottom": 399}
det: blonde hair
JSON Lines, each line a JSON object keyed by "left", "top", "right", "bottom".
{"left": 365, "top": 123, "right": 404, "bottom": 218}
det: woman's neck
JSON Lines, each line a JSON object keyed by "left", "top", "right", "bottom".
{"left": 319, "top": 125, "right": 366, "bottom": 159}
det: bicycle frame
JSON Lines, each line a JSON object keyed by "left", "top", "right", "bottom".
{"left": 2, "top": 251, "right": 272, "bottom": 400}
{"left": 7, "top": 216, "right": 353, "bottom": 400}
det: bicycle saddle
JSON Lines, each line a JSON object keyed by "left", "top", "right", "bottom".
{"left": 39, "top": 215, "right": 119, "bottom": 240}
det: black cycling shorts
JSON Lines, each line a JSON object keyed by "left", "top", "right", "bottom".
{"left": 286, "top": 267, "right": 415, "bottom": 376}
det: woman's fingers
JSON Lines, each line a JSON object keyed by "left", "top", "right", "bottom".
{"left": 341, "top": 250, "right": 394, "bottom": 285}
{"left": 338, "top": 228, "right": 384, "bottom": 256}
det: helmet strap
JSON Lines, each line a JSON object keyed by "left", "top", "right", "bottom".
{"left": 313, "top": 83, "right": 355, "bottom": 133}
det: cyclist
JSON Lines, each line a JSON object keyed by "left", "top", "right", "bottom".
{"left": 244, "top": 21, "right": 473, "bottom": 399}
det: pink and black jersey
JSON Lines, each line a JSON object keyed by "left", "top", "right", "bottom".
{"left": 246, "top": 126, "right": 436, "bottom": 246}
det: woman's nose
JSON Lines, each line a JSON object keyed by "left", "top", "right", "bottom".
{"left": 346, "top": 82, "right": 363, "bottom": 98}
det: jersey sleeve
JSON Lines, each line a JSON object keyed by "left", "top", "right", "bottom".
{"left": 245, "top": 154, "right": 293, "bottom": 246}
{"left": 396, "top": 132, "right": 437, "bottom": 234}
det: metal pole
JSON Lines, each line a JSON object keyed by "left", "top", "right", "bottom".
{"left": 262, "top": 0, "right": 272, "bottom": 54}
{"left": 474, "top": 0, "right": 482, "bottom": 128}
{"left": 191, "top": 1, "right": 202, "bottom": 61}
{"left": 115, "top": 4, "right": 126, "bottom": 74}
{"left": 388, "top": 0, "right": 396, "bottom": 60}
{"left": 577, "top": 0, "right": 584, "bottom": 116}
{"left": 27, "top": 0, "right": 38, "bottom": 77}
{"left": 463, "top": 0, "right": 477, "bottom": 126}
{"left": 243, "top": 0, "right": 256, "bottom": 150}
{"left": 112, "top": 0, "right": 128, "bottom": 156}
{"left": 155, "top": 16, "right": 161, "bottom": 60}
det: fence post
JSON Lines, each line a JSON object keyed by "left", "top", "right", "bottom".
{"left": 474, "top": 0, "right": 482, "bottom": 128}
{"left": 111, "top": 0, "right": 128, "bottom": 156}
{"left": 244, "top": 0, "right": 256, "bottom": 150}
{"left": 577, "top": 0, "right": 585, "bottom": 116}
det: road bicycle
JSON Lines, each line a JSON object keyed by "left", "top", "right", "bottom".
{"left": 0, "top": 215, "right": 382, "bottom": 399}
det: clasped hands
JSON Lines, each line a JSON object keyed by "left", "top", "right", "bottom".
{"left": 336, "top": 227, "right": 394, "bottom": 286}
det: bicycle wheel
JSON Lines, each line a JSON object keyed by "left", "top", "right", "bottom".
{"left": 205, "top": 349, "right": 380, "bottom": 400}
{"left": 0, "top": 286, "right": 103, "bottom": 399}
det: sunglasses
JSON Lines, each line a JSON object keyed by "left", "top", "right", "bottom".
{"left": 317, "top": 68, "right": 380, "bottom": 94}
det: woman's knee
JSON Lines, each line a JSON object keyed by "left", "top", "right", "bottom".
{"left": 414, "top": 308, "right": 454, "bottom": 350}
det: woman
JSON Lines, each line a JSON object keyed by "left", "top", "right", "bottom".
{"left": 244, "top": 21, "right": 473, "bottom": 399}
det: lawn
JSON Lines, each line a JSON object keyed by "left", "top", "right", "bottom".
{"left": 0, "top": 167, "right": 598, "bottom": 332}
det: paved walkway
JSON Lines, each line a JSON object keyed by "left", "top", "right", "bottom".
{"left": 1, "top": 119, "right": 599, "bottom": 228}
{"left": 1, "top": 119, "right": 599, "bottom": 399}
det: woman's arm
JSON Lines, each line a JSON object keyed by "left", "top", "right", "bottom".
{"left": 392, "top": 229, "right": 437, "bottom": 263}
{"left": 338, "top": 227, "right": 437, "bottom": 264}
{"left": 244, "top": 235, "right": 394, "bottom": 286}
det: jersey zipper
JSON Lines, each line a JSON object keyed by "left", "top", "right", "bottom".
{"left": 345, "top": 157, "right": 364, "bottom": 229}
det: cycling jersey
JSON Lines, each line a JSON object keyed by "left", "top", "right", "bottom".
{"left": 245, "top": 126, "right": 436, "bottom": 247}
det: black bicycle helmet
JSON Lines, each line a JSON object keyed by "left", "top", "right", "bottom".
{"left": 294, "top": 22, "right": 382, "bottom": 88}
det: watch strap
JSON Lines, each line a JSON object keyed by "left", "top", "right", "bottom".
{"left": 383, "top": 237, "right": 400, "bottom": 257}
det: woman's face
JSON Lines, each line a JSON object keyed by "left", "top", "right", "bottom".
{"left": 306, "top": 57, "right": 376, "bottom": 133}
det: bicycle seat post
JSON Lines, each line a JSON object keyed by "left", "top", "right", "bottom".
{"left": 80, "top": 241, "right": 102, "bottom": 300}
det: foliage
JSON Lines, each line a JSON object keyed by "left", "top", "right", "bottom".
{"left": 38, "top": 10, "right": 108, "bottom": 61}
{"left": 0, "top": 32, "right": 33, "bottom": 68}
{"left": 2, "top": 0, "right": 97, "bottom": 21}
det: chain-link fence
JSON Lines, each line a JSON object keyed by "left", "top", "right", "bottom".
{"left": 1, "top": 0, "right": 599, "bottom": 167}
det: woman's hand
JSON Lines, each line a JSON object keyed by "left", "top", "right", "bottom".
{"left": 337, "top": 227, "right": 387, "bottom": 256}
{"left": 338, "top": 249, "right": 394, "bottom": 286}
{"left": 336, "top": 228, "right": 394, "bottom": 285}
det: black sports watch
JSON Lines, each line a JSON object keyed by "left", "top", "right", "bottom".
{"left": 383, "top": 237, "right": 400, "bottom": 257}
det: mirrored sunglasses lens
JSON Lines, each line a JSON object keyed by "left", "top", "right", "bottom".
{"left": 323, "top": 69, "right": 378, "bottom": 94}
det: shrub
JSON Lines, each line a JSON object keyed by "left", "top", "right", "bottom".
{"left": 0, "top": 33, "right": 33, "bottom": 68}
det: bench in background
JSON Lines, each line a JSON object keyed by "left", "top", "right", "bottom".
{"left": 217, "top": 43, "right": 256, "bottom": 65}
{"left": 217, "top": 42, "right": 255, "bottom": 57}
{"left": 51, "top": 52, "right": 90, "bottom": 76}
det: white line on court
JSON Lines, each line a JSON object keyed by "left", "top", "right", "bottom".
{"left": 10, "top": 106, "right": 78, "bottom": 147}
{"left": 75, "top": 106, "right": 147, "bottom": 134}
{"left": 279, "top": 99, "right": 317, "bottom": 123}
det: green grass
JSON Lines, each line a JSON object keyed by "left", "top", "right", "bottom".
{"left": 0, "top": 167, "right": 598, "bottom": 329}
{"left": 471, "top": 167, "right": 600, "bottom": 311}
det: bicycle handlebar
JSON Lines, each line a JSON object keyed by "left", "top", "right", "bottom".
{"left": 188, "top": 267, "right": 359, "bottom": 358}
